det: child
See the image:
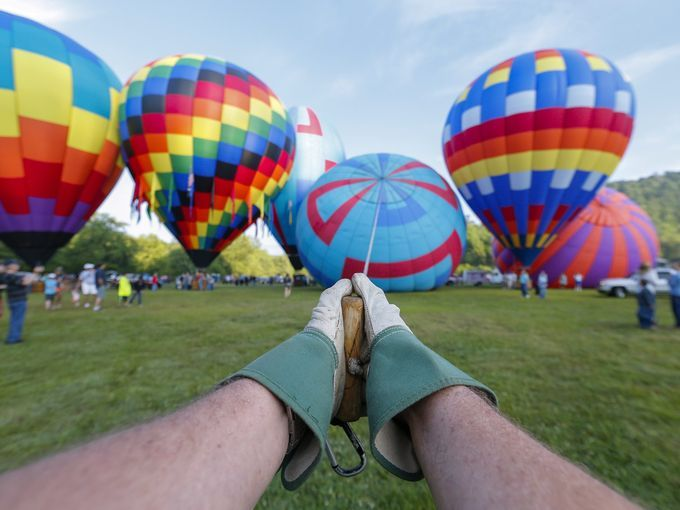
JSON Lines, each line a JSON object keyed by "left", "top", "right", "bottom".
{"left": 130, "top": 277, "right": 145, "bottom": 305}
{"left": 538, "top": 271, "right": 549, "bottom": 299}
{"left": 636, "top": 277, "right": 656, "bottom": 329}
{"left": 42, "top": 273, "right": 58, "bottom": 310}
{"left": 118, "top": 274, "right": 132, "bottom": 306}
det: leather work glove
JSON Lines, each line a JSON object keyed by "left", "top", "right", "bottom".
{"left": 351, "top": 273, "right": 497, "bottom": 481}
{"left": 221, "top": 279, "right": 352, "bottom": 490}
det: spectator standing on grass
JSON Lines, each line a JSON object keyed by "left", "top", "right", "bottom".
{"left": 93, "top": 263, "right": 107, "bottom": 312}
{"left": 130, "top": 277, "right": 144, "bottom": 306}
{"left": 519, "top": 269, "right": 530, "bottom": 298}
{"left": 79, "top": 263, "right": 97, "bottom": 308}
{"left": 538, "top": 271, "right": 549, "bottom": 299}
{"left": 42, "top": 273, "right": 58, "bottom": 311}
{"left": 1, "top": 260, "right": 44, "bottom": 345}
{"left": 53, "top": 267, "right": 64, "bottom": 309}
{"left": 574, "top": 272, "right": 583, "bottom": 291}
{"left": 669, "top": 261, "right": 680, "bottom": 328}
{"left": 283, "top": 274, "right": 292, "bottom": 298}
{"left": 559, "top": 273, "right": 568, "bottom": 288}
{"left": 118, "top": 274, "right": 132, "bottom": 306}
{"left": 71, "top": 275, "right": 81, "bottom": 307}
{"left": 151, "top": 273, "right": 159, "bottom": 292}
{"left": 637, "top": 277, "right": 656, "bottom": 329}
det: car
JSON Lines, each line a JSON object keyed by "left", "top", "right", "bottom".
{"left": 486, "top": 270, "right": 504, "bottom": 285}
{"left": 462, "top": 270, "right": 487, "bottom": 286}
{"left": 598, "top": 267, "right": 677, "bottom": 297}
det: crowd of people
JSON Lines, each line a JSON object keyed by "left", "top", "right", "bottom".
{"left": 175, "top": 272, "right": 216, "bottom": 291}
{"left": 509, "top": 262, "right": 680, "bottom": 330}
{"left": 3, "top": 257, "right": 679, "bottom": 345}
{"left": 515, "top": 270, "right": 583, "bottom": 299}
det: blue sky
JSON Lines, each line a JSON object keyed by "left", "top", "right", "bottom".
{"left": 4, "top": 0, "right": 680, "bottom": 253}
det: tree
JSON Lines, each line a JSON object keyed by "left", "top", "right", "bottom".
{"left": 462, "top": 222, "right": 494, "bottom": 268}
{"left": 49, "top": 215, "right": 137, "bottom": 273}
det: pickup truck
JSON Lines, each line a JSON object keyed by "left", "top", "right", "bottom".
{"left": 597, "top": 267, "right": 677, "bottom": 297}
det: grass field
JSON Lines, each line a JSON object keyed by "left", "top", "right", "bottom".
{"left": 1, "top": 285, "right": 678, "bottom": 509}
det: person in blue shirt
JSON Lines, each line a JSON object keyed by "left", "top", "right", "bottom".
{"left": 42, "top": 273, "right": 59, "bottom": 311}
{"left": 670, "top": 262, "right": 680, "bottom": 328}
{"left": 1, "top": 260, "right": 44, "bottom": 344}
{"left": 636, "top": 277, "right": 656, "bottom": 329}
{"left": 519, "top": 270, "right": 530, "bottom": 298}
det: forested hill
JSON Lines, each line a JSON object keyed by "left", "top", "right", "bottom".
{"left": 609, "top": 171, "right": 680, "bottom": 260}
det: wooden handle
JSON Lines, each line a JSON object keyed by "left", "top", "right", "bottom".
{"left": 335, "top": 296, "right": 365, "bottom": 423}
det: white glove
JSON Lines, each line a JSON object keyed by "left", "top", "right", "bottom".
{"left": 351, "top": 273, "right": 411, "bottom": 344}
{"left": 304, "top": 278, "right": 353, "bottom": 414}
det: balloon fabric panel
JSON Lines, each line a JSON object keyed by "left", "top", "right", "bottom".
{"left": 266, "top": 106, "right": 345, "bottom": 270}
{"left": 443, "top": 49, "right": 635, "bottom": 266}
{"left": 296, "top": 153, "right": 466, "bottom": 292}
{"left": 0, "top": 12, "right": 123, "bottom": 265}
{"left": 119, "top": 55, "right": 295, "bottom": 268}
{"left": 493, "top": 188, "right": 659, "bottom": 287}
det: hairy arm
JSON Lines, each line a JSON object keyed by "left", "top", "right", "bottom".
{"left": 0, "top": 379, "right": 288, "bottom": 510}
{"left": 403, "top": 386, "right": 640, "bottom": 510}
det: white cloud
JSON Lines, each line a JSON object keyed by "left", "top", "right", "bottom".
{"left": 329, "top": 76, "right": 359, "bottom": 98}
{"left": 0, "top": 0, "right": 85, "bottom": 26}
{"left": 617, "top": 43, "right": 680, "bottom": 80}
{"left": 398, "top": 0, "right": 497, "bottom": 26}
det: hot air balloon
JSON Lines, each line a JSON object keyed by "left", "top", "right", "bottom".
{"left": 0, "top": 12, "right": 123, "bottom": 266}
{"left": 266, "top": 106, "right": 344, "bottom": 269}
{"left": 119, "top": 55, "right": 295, "bottom": 268}
{"left": 493, "top": 188, "right": 659, "bottom": 288}
{"left": 443, "top": 49, "right": 635, "bottom": 266}
{"left": 296, "top": 153, "right": 466, "bottom": 291}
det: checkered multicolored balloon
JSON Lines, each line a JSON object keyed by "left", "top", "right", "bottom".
{"left": 493, "top": 188, "right": 659, "bottom": 288}
{"left": 119, "top": 55, "right": 295, "bottom": 268}
{"left": 296, "top": 153, "right": 466, "bottom": 292}
{"left": 443, "top": 49, "right": 635, "bottom": 267}
{"left": 0, "top": 12, "right": 123, "bottom": 266}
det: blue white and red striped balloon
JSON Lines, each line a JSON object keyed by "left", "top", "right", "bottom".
{"left": 266, "top": 106, "right": 344, "bottom": 269}
{"left": 443, "top": 49, "right": 635, "bottom": 267}
{"left": 296, "top": 153, "right": 466, "bottom": 291}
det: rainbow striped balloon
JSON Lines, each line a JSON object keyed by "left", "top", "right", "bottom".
{"left": 493, "top": 188, "right": 659, "bottom": 288}
{"left": 443, "top": 49, "right": 635, "bottom": 267}
{"left": 119, "top": 55, "right": 295, "bottom": 268}
{"left": 0, "top": 12, "right": 123, "bottom": 265}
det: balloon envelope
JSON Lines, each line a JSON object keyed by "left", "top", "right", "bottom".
{"left": 296, "top": 153, "right": 466, "bottom": 291}
{"left": 119, "top": 55, "right": 295, "bottom": 268}
{"left": 493, "top": 188, "right": 659, "bottom": 287}
{"left": 266, "top": 106, "right": 345, "bottom": 270}
{"left": 0, "top": 12, "right": 123, "bottom": 265}
{"left": 443, "top": 48, "right": 635, "bottom": 266}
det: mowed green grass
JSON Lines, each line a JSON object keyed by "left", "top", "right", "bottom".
{"left": 1, "top": 285, "right": 678, "bottom": 509}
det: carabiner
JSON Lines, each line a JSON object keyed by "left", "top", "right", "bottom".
{"left": 325, "top": 419, "right": 367, "bottom": 477}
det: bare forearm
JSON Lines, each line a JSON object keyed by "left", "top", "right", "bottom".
{"left": 404, "top": 386, "right": 639, "bottom": 510}
{"left": 0, "top": 379, "right": 288, "bottom": 510}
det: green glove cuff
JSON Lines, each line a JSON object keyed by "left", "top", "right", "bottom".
{"left": 366, "top": 326, "right": 497, "bottom": 481}
{"left": 223, "top": 329, "right": 337, "bottom": 490}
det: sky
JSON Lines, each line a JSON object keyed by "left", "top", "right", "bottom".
{"left": 3, "top": 0, "right": 680, "bottom": 254}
